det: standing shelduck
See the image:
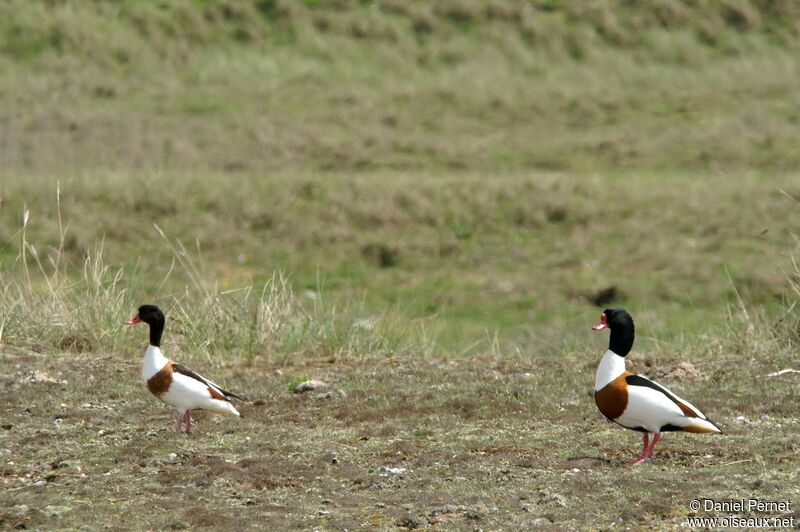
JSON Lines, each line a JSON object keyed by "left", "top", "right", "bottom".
{"left": 592, "top": 308, "right": 721, "bottom": 464}
{"left": 125, "top": 304, "right": 242, "bottom": 433}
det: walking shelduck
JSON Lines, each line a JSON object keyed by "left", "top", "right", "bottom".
{"left": 125, "top": 304, "right": 242, "bottom": 433}
{"left": 592, "top": 308, "right": 721, "bottom": 464}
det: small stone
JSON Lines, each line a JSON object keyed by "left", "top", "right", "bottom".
{"left": 736, "top": 416, "right": 750, "bottom": 424}
{"left": 292, "top": 379, "right": 331, "bottom": 394}
{"left": 761, "top": 415, "right": 770, "bottom": 421}
{"left": 531, "top": 517, "right": 553, "bottom": 527}
{"left": 167, "top": 453, "right": 178, "bottom": 463}
{"left": 28, "top": 370, "right": 59, "bottom": 384}
{"left": 315, "top": 389, "right": 346, "bottom": 400}
{"left": 97, "top": 430, "right": 106, "bottom": 436}
{"left": 34, "top": 479, "right": 46, "bottom": 486}
{"left": 538, "top": 491, "right": 567, "bottom": 508}
{"left": 11, "top": 505, "right": 29, "bottom": 517}
{"left": 378, "top": 466, "right": 407, "bottom": 475}
{"left": 317, "top": 509, "right": 330, "bottom": 516}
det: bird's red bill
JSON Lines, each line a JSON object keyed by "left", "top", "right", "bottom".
{"left": 125, "top": 314, "right": 143, "bottom": 325}
{"left": 592, "top": 313, "right": 608, "bottom": 331}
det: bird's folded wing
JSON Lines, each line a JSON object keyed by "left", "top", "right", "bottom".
{"left": 625, "top": 374, "right": 705, "bottom": 419}
{"left": 172, "top": 363, "right": 244, "bottom": 401}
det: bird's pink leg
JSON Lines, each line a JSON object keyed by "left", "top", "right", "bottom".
{"left": 632, "top": 433, "right": 650, "bottom": 464}
{"left": 644, "top": 432, "right": 661, "bottom": 460}
{"left": 175, "top": 412, "right": 183, "bottom": 434}
{"left": 184, "top": 411, "right": 192, "bottom": 434}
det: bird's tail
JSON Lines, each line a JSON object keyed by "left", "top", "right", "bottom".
{"left": 679, "top": 417, "right": 722, "bottom": 434}
{"left": 209, "top": 399, "right": 241, "bottom": 417}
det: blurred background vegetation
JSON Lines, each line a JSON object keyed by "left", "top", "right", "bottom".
{"left": 3, "top": 0, "right": 800, "bottom": 172}
{"left": 1, "top": 0, "right": 798, "bottom": 353}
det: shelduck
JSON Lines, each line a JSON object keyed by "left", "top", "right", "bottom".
{"left": 125, "top": 304, "right": 242, "bottom": 434}
{"left": 592, "top": 308, "right": 721, "bottom": 464}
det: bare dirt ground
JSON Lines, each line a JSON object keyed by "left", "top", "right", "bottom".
{"left": 1, "top": 345, "right": 797, "bottom": 531}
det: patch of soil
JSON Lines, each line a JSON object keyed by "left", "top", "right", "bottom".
{"left": 658, "top": 361, "right": 707, "bottom": 382}
{"left": 564, "top": 456, "right": 618, "bottom": 468}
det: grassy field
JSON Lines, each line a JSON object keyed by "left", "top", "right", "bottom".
{"left": 3, "top": 1, "right": 800, "bottom": 174}
{"left": 1, "top": 171, "right": 798, "bottom": 351}
{"left": 1, "top": 270, "right": 798, "bottom": 529}
{"left": 2, "top": 1, "right": 800, "bottom": 530}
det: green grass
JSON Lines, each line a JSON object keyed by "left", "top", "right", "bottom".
{"left": 2, "top": 1, "right": 800, "bottom": 174}
{"left": 2, "top": 1, "right": 800, "bottom": 529}
{"left": 0, "top": 279, "right": 798, "bottom": 529}
{"left": 1, "top": 171, "right": 797, "bottom": 351}
{"left": 0, "top": 171, "right": 798, "bottom": 529}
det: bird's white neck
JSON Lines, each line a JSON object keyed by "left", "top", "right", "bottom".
{"left": 142, "top": 345, "right": 168, "bottom": 380}
{"left": 595, "top": 349, "right": 626, "bottom": 391}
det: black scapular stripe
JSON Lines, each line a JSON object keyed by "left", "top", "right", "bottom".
{"left": 172, "top": 363, "right": 244, "bottom": 401}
